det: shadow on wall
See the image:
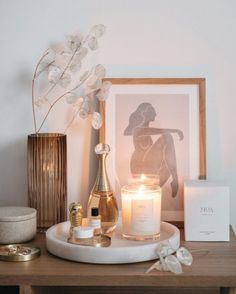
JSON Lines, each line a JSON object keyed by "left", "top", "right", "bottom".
{"left": 0, "top": 65, "right": 32, "bottom": 207}
{"left": 0, "top": 137, "right": 28, "bottom": 206}
{"left": 66, "top": 116, "right": 99, "bottom": 217}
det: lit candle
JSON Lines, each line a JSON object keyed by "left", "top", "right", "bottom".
{"left": 121, "top": 181, "right": 162, "bottom": 241}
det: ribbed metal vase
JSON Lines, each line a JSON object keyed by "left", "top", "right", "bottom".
{"left": 27, "top": 133, "right": 67, "bottom": 232}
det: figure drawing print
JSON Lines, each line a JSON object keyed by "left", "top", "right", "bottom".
{"left": 124, "top": 102, "right": 184, "bottom": 199}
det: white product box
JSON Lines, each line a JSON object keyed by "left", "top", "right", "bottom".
{"left": 184, "top": 180, "right": 230, "bottom": 241}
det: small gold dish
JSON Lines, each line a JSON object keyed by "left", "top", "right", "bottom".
{"left": 0, "top": 244, "right": 40, "bottom": 262}
{"left": 68, "top": 235, "right": 111, "bottom": 247}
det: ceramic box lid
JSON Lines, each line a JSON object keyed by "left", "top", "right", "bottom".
{"left": 0, "top": 207, "right": 36, "bottom": 222}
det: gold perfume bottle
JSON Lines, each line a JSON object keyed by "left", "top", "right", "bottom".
{"left": 68, "top": 202, "right": 83, "bottom": 237}
{"left": 87, "top": 144, "right": 118, "bottom": 234}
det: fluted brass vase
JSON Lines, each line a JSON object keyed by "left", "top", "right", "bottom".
{"left": 27, "top": 133, "right": 67, "bottom": 231}
{"left": 87, "top": 144, "right": 118, "bottom": 234}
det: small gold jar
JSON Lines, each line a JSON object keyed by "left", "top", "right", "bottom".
{"left": 69, "top": 202, "right": 83, "bottom": 237}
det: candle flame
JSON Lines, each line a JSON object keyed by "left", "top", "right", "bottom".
{"left": 140, "top": 174, "right": 146, "bottom": 181}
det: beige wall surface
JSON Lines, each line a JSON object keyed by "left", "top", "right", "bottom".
{"left": 0, "top": 0, "right": 235, "bottom": 231}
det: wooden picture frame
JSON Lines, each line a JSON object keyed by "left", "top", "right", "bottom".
{"left": 100, "top": 78, "right": 206, "bottom": 224}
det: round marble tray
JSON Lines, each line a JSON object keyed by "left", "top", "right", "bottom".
{"left": 46, "top": 221, "right": 180, "bottom": 264}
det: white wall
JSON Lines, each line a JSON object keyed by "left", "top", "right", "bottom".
{"left": 0, "top": 0, "right": 236, "bottom": 231}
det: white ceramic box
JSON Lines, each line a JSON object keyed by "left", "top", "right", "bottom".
{"left": 0, "top": 206, "right": 37, "bottom": 244}
{"left": 184, "top": 180, "right": 230, "bottom": 241}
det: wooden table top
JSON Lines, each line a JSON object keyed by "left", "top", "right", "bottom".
{"left": 0, "top": 229, "right": 236, "bottom": 288}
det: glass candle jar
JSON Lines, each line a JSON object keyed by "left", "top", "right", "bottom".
{"left": 121, "top": 184, "right": 162, "bottom": 241}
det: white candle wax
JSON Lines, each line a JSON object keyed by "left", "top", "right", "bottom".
{"left": 121, "top": 184, "right": 162, "bottom": 241}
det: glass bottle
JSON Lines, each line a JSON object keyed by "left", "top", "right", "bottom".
{"left": 87, "top": 144, "right": 118, "bottom": 234}
{"left": 88, "top": 207, "right": 101, "bottom": 236}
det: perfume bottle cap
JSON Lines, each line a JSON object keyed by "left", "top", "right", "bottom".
{"left": 95, "top": 143, "right": 110, "bottom": 155}
{"left": 73, "top": 227, "right": 94, "bottom": 239}
{"left": 91, "top": 207, "right": 99, "bottom": 217}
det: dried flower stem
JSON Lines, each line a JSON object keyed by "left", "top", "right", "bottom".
{"left": 37, "top": 91, "right": 71, "bottom": 133}
{"left": 36, "top": 70, "right": 93, "bottom": 133}
{"left": 63, "top": 107, "right": 80, "bottom": 134}
{"left": 32, "top": 25, "right": 106, "bottom": 134}
{"left": 35, "top": 45, "right": 85, "bottom": 133}
{"left": 41, "top": 45, "right": 80, "bottom": 101}
{"left": 61, "top": 46, "right": 80, "bottom": 78}
{"left": 34, "top": 60, "right": 55, "bottom": 79}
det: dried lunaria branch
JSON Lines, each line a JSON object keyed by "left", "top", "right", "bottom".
{"left": 31, "top": 24, "right": 111, "bottom": 134}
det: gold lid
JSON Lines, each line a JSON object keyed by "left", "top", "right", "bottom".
{"left": 0, "top": 245, "right": 41, "bottom": 262}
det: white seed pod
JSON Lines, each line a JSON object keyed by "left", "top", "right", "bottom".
{"left": 87, "top": 35, "right": 98, "bottom": 50}
{"left": 58, "top": 73, "right": 71, "bottom": 88}
{"left": 92, "top": 112, "right": 102, "bottom": 129}
{"left": 96, "top": 89, "right": 109, "bottom": 101}
{"left": 66, "top": 94, "right": 79, "bottom": 104}
{"left": 65, "top": 35, "right": 82, "bottom": 51}
{"left": 80, "top": 70, "right": 90, "bottom": 82}
{"left": 78, "top": 108, "right": 88, "bottom": 119}
{"left": 90, "top": 24, "right": 106, "bottom": 38}
{"left": 101, "top": 80, "right": 112, "bottom": 90}
{"left": 77, "top": 47, "right": 88, "bottom": 60}
{"left": 34, "top": 96, "right": 48, "bottom": 108}
{"left": 48, "top": 66, "right": 62, "bottom": 84}
{"left": 69, "top": 60, "right": 81, "bottom": 73}
{"left": 55, "top": 52, "right": 71, "bottom": 68}
{"left": 95, "top": 64, "right": 106, "bottom": 79}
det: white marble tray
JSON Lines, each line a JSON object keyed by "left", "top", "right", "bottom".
{"left": 46, "top": 221, "right": 180, "bottom": 264}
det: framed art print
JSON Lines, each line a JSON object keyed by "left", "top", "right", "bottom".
{"left": 100, "top": 78, "right": 206, "bottom": 222}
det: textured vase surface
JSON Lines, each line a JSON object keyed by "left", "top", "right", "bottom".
{"left": 27, "top": 133, "right": 67, "bottom": 231}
